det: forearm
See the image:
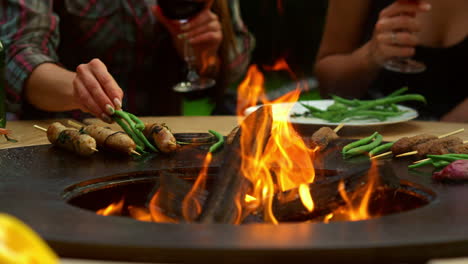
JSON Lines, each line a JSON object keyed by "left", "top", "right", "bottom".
{"left": 441, "top": 98, "right": 468, "bottom": 123}
{"left": 315, "top": 42, "right": 382, "bottom": 98}
{"left": 25, "top": 63, "right": 80, "bottom": 112}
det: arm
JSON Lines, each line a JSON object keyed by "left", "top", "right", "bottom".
{"left": 1, "top": 1, "right": 123, "bottom": 122}
{"left": 314, "top": 0, "right": 430, "bottom": 98}
{"left": 441, "top": 98, "right": 468, "bottom": 123}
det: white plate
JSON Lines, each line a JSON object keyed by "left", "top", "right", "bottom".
{"left": 244, "top": 100, "right": 418, "bottom": 127}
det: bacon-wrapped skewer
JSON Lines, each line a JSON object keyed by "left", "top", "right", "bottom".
{"left": 35, "top": 122, "right": 97, "bottom": 156}
{"left": 143, "top": 123, "right": 180, "bottom": 153}
{"left": 68, "top": 121, "right": 138, "bottom": 156}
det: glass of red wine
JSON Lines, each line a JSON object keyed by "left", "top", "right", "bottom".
{"left": 158, "top": 0, "right": 216, "bottom": 93}
{"left": 382, "top": 0, "right": 426, "bottom": 74}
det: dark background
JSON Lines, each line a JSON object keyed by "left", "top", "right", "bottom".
{"left": 240, "top": 0, "right": 328, "bottom": 80}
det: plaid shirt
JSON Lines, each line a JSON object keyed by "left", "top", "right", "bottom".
{"left": 0, "top": 0, "right": 254, "bottom": 118}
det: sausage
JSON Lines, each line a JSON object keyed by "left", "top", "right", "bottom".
{"left": 46, "top": 122, "right": 97, "bottom": 156}
{"left": 82, "top": 125, "right": 136, "bottom": 155}
{"left": 144, "top": 123, "right": 179, "bottom": 153}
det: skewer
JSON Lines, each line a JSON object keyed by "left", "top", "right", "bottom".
{"left": 67, "top": 120, "right": 83, "bottom": 129}
{"left": 437, "top": 128, "right": 464, "bottom": 139}
{"left": 69, "top": 120, "right": 141, "bottom": 156}
{"left": 370, "top": 151, "right": 393, "bottom": 160}
{"left": 33, "top": 125, "right": 47, "bottom": 132}
{"left": 33, "top": 124, "right": 98, "bottom": 152}
{"left": 411, "top": 140, "right": 468, "bottom": 164}
{"left": 334, "top": 123, "right": 345, "bottom": 133}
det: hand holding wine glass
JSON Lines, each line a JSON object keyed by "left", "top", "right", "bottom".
{"left": 155, "top": 0, "right": 221, "bottom": 92}
{"left": 370, "top": 0, "right": 431, "bottom": 73}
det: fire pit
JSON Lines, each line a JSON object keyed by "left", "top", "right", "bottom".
{"left": 3, "top": 127, "right": 468, "bottom": 264}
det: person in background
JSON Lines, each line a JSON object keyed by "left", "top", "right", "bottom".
{"left": 314, "top": 0, "right": 468, "bottom": 122}
{"left": 0, "top": 0, "right": 254, "bottom": 122}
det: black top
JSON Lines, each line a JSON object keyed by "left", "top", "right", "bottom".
{"left": 364, "top": 0, "right": 468, "bottom": 120}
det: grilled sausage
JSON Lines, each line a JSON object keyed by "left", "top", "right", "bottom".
{"left": 81, "top": 125, "right": 136, "bottom": 155}
{"left": 310, "top": 127, "right": 339, "bottom": 150}
{"left": 144, "top": 123, "right": 179, "bottom": 153}
{"left": 46, "top": 122, "right": 97, "bottom": 156}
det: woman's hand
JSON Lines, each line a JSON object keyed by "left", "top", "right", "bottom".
{"left": 73, "top": 59, "right": 123, "bottom": 123}
{"left": 368, "top": 0, "right": 431, "bottom": 66}
{"left": 154, "top": 1, "right": 222, "bottom": 75}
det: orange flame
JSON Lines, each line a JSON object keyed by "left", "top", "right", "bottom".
{"left": 332, "top": 160, "right": 379, "bottom": 221}
{"left": 96, "top": 198, "right": 124, "bottom": 216}
{"left": 235, "top": 64, "right": 318, "bottom": 224}
{"left": 182, "top": 152, "right": 212, "bottom": 221}
{"left": 262, "top": 58, "right": 296, "bottom": 80}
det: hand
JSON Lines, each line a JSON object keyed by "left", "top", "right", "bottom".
{"left": 368, "top": 0, "right": 431, "bottom": 66}
{"left": 73, "top": 59, "right": 123, "bottom": 123}
{"left": 154, "top": 2, "right": 222, "bottom": 74}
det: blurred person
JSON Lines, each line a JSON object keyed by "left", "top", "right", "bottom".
{"left": 0, "top": 0, "right": 254, "bottom": 122}
{"left": 314, "top": 0, "right": 468, "bottom": 122}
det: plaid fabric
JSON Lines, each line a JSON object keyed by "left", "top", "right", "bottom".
{"left": 0, "top": 0, "right": 254, "bottom": 118}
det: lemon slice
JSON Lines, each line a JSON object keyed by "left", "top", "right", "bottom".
{"left": 0, "top": 213, "right": 58, "bottom": 264}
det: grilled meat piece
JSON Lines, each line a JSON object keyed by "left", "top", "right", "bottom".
{"left": 391, "top": 134, "right": 437, "bottom": 155}
{"left": 310, "top": 127, "right": 339, "bottom": 150}
{"left": 447, "top": 143, "right": 468, "bottom": 154}
{"left": 414, "top": 136, "right": 463, "bottom": 158}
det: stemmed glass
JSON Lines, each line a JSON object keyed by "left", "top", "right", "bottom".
{"left": 382, "top": 0, "right": 426, "bottom": 74}
{"left": 158, "top": 0, "right": 216, "bottom": 92}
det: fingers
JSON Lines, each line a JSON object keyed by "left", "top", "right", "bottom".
{"left": 380, "top": 0, "right": 431, "bottom": 18}
{"left": 375, "top": 15, "right": 421, "bottom": 35}
{"left": 74, "top": 59, "right": 123, "bottom": 122}
{"left": 182, "top": 10, "right": 222, "bottom": 46}
{"left": 88, "top": 59, "right": 123, "bottom": 110}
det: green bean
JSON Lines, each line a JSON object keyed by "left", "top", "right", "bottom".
{"left": 300, "top": 103, "right": 324, "bottom": 113}
{"left": 387, "top": 87, "right": 409, "bottom": 97}
{"left": 113, "top": 116, "right": 144, "bottom": 148}
{"left": 353, "top": 94, "right": 426, "bottom": 112}
{"left": 432, "top": 160, "right": 451, "bottom": 169}
{"left": 342, "top": 132, "right": 379, "bottom": 154}
{"left": 134, "top": 129, "right": 158, "bottom": 153}
{"left": 128, "top": 113, "right": 145, "bottom": 130}
{"left": 344, "top": 134, "right": 383, "bottom": 159}
{"left": 114, "top": 110, "right": 138, "bottom": 130}
{"left": 330, "top": 95, "right": 363, "bottom": 107}
{"left": 208, "top": 129, "right": 224, "bottom": 153}
{"left": 408, "top": 159, "right": 433, "bottom": 169}
{"left": 369, "top": 141, "right": 395, "bottom": 157}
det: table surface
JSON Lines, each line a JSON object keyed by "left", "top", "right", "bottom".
{"left": 1, "top": 116, "right": 468, "bottom": 264}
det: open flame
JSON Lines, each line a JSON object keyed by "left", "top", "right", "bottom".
{"left": 232, "top": 63, "right": 318, "bottom": 224}
{"left": 95, "top": 60, "right": 384, "bottom": 225}
{"left": 328, "top": 160, "right": 380, "bottom": 222}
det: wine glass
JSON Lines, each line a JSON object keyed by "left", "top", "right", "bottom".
{"left": 382, "top": 0, "right": 426, "bottom": 74}
{"left": 158, "top": 0, "right": 216, "bottom": 93}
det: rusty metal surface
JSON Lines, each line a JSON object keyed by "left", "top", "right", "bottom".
{"left": 1, "top": 142, "right": 468, "bottom": 264}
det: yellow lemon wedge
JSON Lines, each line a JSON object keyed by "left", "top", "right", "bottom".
{"left": 0, "top": 213, "right": 58, "bottom": 264}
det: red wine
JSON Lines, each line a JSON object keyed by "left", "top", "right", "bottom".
{"left": 158, "top": 0, "right": 205, "bottom": 20}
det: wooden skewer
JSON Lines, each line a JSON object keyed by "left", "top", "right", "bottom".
{"left": 33, "top": 125, "right": 98, "bottom": 152}
{"left": 67, "top": 120, "right": 83, "bottom": 129}
{"left": 33, "top": 125, "right": 47, "bottom": 132}
{"left": 395, "top": 150, "right": 418, "bottom": 158}
{"left": 413, "top": 158, "right": 430, "bottom": 164}
{"left": 334, "top": 123, "right": 345, "bottom": 133}
{"left": 437, "top": 128, "right": 464, "bottom": 139}
{"left": 370, "top": 151, "right": 393, "bottom": 160}
{"left": 131, "top": 150, "right": 141, "bottom": 156}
